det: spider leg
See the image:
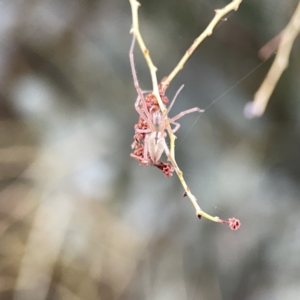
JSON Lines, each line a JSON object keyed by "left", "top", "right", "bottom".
{"left": 143, "top": 134, "right": 151, "bottom": 164}
{"left": 166, "top": 84, "right": 185, "bottom": 114}
{"left": 130, "top": 36, "right": 153, "bottom": 122}
{"left": 169, "top": 107, "right": 204, "bottom": 123}
{"left": 134, "top": 95, "right": 140, "bottom": 107}
{"left": 135, "top": 96, "right": 149, "bottom": 121}
{"left": 134, "top": 90, "right": 153, "bottom": 112}
{"left": 162, "top": 138, "right": 174, "bottom": 163}
{"left": 163, "top": 141, "right": 169, "bottom": 157}
{"left": 135, "top": 128, "right": 151, "bottom": 133}
{"left": 134, "top": 91, "right": 152, "bottom": 108}
{"left": 130, "top": 36, "right": 144, "bottom": 102}
{"left": 170, "top": 121, "right": 180, "bottom": 134}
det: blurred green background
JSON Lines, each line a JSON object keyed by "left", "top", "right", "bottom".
{"left": 0, "top": 0, "right": 300, "bottom": 299}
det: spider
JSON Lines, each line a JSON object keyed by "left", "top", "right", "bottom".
{"left": 130, "top": 35, "right": 204, "bottom": 165}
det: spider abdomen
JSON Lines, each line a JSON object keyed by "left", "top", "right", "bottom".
{"left": 147, "top": 132, "right": 166, "bottom": 165}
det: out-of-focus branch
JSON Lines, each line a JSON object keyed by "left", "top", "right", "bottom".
{"left": 258, "top": 32, "right": 282, "bottom": 60}
{"left": 245, "top": 1, "right": 300, "bottom": 118}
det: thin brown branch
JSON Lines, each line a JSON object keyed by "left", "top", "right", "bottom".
{"left": 128, "top": 0, "right": 241, "bottom": 229}
{"left": 160, "top": 0, "right": 243, "bottom": 92}
{"left": 129, "top": 0, "right": 166, "bottom": 114}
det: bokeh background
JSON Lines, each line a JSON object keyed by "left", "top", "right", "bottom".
{"left": 0, "top": 0, "right": 300, "bottom": 299}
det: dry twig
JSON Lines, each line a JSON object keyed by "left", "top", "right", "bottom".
{"left": 129, "top": 0, "right": 165, "bottom": 113}
{"left": 129, "top": 0, "right": 241, "bottom": 229}
{"left": 244, "top": 1, "right": 300, "bottom": 118}
{"left": 160, "top": 0, "right": 243, "bottom": 92}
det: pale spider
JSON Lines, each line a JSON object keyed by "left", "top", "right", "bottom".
{"left": 130, "top": 36, "right": 204, "bottom": 165}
